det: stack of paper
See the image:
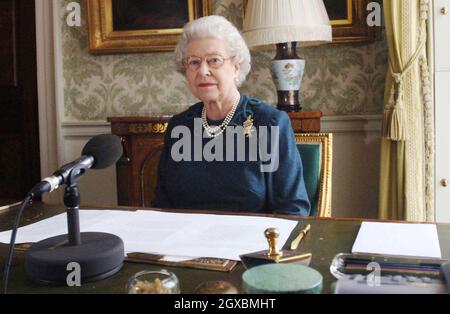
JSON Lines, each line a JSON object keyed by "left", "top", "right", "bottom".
{"left": 0, "top": 209, "right": 298, "bottom": 261}
{"left": 352, "top": 222, "right": 442, "bottom": 259}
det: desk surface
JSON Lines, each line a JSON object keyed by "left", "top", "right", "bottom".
{"left": 1, "top": 204, "right": 450, "bottom": 294}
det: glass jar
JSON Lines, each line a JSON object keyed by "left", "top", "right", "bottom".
{"left": 127, "top": 269, "right": 180, "bottom": 294}
{"left": 194, "top": 280, "right": 239, "bottom": 294}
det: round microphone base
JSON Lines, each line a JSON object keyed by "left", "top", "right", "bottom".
{"left": 25, "top": 232, "right": 124, "bottom": 285}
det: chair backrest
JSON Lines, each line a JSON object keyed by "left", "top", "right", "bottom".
{"left": 294, "top": 133, "right": 332, "bottom": 217}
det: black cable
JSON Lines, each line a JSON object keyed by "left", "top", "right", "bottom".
{"left": 2, "top": 194, "right": 33, "bottom": 294}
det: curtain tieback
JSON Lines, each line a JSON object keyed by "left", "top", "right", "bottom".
{"left": 383, "top": 37, "right": 426, "bottom": 141}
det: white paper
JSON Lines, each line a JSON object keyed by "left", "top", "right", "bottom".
{"left": 0, "top": 210, "right": 137, "bottom": 244}
{"left": 0, "top": 209, "right": 297, "bottom": 261}
{"left": 352, "top": 221, "right": 442, "bottom": 258}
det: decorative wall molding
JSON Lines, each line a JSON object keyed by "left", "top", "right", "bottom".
{"left": 61, "top": 114, "right": 383, "bottom": 137}
{"left": 322, "top": 114, "right": 382, "bottom": 133}
{"left": 36, "top": 0, "right": 63, "bottom": 204}
{"left": 61, "top": 121, "right": 110, "bottom": 137}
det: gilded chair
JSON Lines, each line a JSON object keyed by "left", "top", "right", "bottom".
{"left": 294, "top": 133, "right": 333, "bottom": 217}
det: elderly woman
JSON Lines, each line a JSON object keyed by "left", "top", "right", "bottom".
{"left": 152, "top": 15, "right": 310, "bottom": 216}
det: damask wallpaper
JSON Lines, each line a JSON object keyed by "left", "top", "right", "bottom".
{"left": 61, "top": 0, "right": 387, "bottom": 121}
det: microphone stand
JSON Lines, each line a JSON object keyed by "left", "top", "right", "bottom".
{"left": 64, "top": 166, "right": 84, "bottom": 246}
{"left": 24, "top": 165, "right": 125, "bottom": 285}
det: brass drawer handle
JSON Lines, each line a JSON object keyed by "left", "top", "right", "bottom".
{"left": 442, "top": 7, "right": 449, "bottom": 15}
{"left": 441, "top": 179, "right": 449, "bottom": 187}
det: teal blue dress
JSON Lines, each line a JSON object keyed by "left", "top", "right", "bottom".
{"left": 152, "top": 94, "right": 310, "bottom": 216}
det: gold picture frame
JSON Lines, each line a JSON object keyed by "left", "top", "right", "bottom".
{"left": 324, "top": 0, "right": 376, "bottom": 44}
{"left": 87, "top": 0, "right": 212, "bottom": 54}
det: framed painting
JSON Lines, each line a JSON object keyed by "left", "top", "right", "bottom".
{"left": 323, "top": 0, "right": 376, "bottom": 43}
{"left": 87, "top": 0, "right": 213, "bottom": 54}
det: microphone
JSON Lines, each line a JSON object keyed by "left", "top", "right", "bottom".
{"left": 29, "top": 134, "right": 123, "bottom": 197}
{"left": 22, "top": 134, "right": 125, "bottom": 285}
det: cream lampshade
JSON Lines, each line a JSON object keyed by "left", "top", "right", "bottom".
{"left": 243, "top": 0, "right": 332, "bottom": 111}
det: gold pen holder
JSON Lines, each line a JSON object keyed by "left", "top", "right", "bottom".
{"left": 239, "top": 228, "right": 312, "bottom": 269}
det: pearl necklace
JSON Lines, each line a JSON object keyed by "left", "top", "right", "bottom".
{"left": 201, "top": 94, "right": 240, "bottom": 138}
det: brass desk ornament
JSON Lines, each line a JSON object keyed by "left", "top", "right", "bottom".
{"left": 240, "top": 227, "right": 312, "bottom": 269}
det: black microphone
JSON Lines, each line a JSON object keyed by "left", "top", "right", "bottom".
{"left": 22, "top": 134, "right": 125, "bottom": 285}
{"left": 29, "top": 134, "right": 123, "bottom": 197}
{"left": 3, "top": 134, "right": 125, "bottom": 292}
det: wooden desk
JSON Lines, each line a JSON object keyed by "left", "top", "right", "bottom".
{"left": 108, "top": 112, "right": 322, "bottom": 208}
{"left": 1, "top": 204, "right": 449, "bottom": 294}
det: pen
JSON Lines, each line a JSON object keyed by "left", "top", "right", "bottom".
{"left": 0, "top": 201, "right": 22, "bottom": 213}
{"left": 290, "top": 224, "right": 311, "bottom": 250}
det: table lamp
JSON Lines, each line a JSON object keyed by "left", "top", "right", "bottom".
{"left": 243, "top": 0, "right": 332, "bottom": 112}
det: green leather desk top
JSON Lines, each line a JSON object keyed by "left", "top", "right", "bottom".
{"left": 1, "top": 203, "right": 450, "bottom": 294}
